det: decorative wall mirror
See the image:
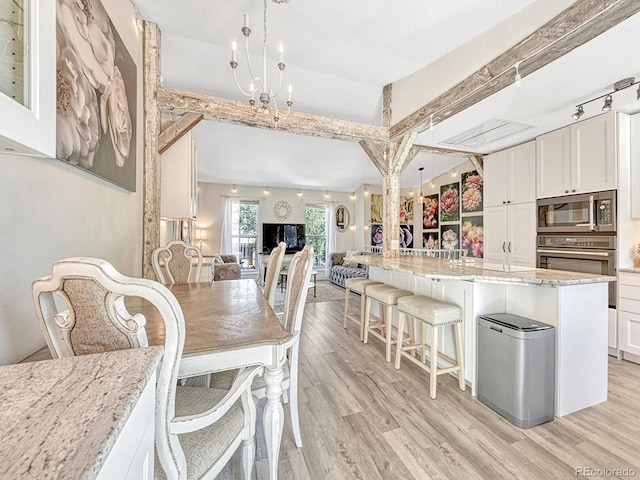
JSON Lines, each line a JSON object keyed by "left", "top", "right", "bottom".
{"left": 335, "top": 205, "right": 349, "bottom": 232}
{"left": 273, "top": 200, "right": 292, "bottom": 221}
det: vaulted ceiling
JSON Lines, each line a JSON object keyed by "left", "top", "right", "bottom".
{"left": 135, "top": 0, "right": 640, "bottom": 191}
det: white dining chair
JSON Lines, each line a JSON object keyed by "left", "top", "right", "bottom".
{"left": 263, "top": 241, "right": 286, "bottom": 308}
{"left": 32, "top": 257, "right": 262, "bottom": 480}
{"left": 211, "top": 244, "right": 314, "bottom": 448}
{"left": 153, "top": 240, "right": 203, "bottom": 284}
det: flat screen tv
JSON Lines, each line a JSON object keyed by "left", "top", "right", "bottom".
{"left": 262, "top": 223, "right": 306, "bottom": 254}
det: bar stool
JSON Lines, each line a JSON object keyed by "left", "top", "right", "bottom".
{"left": 363, "top": 284, "right": 413, "bottom": 362}
{"left": 395, "top": 295, "right": 465, "bottom": 399}
{"left": 343, "top": 278, "right": 382, "bottom": 340}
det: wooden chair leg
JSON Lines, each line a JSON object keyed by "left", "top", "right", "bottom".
{"left": 289, "top": 346, "right": 303, "bottom": 447}
{"left": 363, "top": 297, "right": 371, "bottom": 344}
{"left": 385, "top": 304, "right": 393, "bottom": 363}
{"left": 430, "top": 325, "right": 439, "bottom": 399}
{"left": 455, "top": 322, "right": 466, "bottom": 391}
{"left": 359, "top": 293, "right": 367, "bottom": 341}
{"left": 343, "top": 288, "right": 351, "bottom": 329}
{"left": 395, "top": 312, "right": 405, "bottom": 369}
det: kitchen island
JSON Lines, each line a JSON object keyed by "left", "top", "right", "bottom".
{"left": 349, "top": 254, "right": 616, "bottom": 417}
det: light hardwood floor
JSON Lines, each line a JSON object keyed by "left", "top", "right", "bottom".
{"left": 219, "top": 296, "right": 640, "bottom": 480}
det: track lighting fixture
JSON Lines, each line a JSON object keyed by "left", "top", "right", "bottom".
{"left": 514, "top": 61, "right": 522, "bottom": 88}
{"left": 572, "top": 76, "right": 639, "bottom": 120}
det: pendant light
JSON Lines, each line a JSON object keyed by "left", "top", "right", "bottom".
{"left": 418, "top": 167, "right": 424, "bottom": 202}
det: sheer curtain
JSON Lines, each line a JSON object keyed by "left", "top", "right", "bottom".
{"left": 221, "top": 197, "right": 237, "bottom": 254}
{"left": 325, "top": 204, "right": 337, "bottom": 277}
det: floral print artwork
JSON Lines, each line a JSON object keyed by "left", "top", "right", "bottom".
{"left": 56, "top": 0, "right": 137, "bottom": 191}
{"left": 371, "top": 194, "right": 414, "bottom": 224}
{"left": 461, "top": 216, "right": 484, "bottom": 258}
{"left": 370, "top": 224, "right": 413, "bottom": 248}
{"left": 461, "top": 171, "right": 483, "bottom": 213}
{"left": 440, "top": 224, "right": 460, "bottom": 250}
{"left": 423, "top": 232, "right": 439, "bottom": 250}
{"left": 423, "top": 194, "right": 439, "bottom": 229}
{"left": 371, "top": 194, "right": 383, "bottom": 223}
{"left": 440, "top": 183, "right": 460, "bottom": 222}
{"left": 400, "top": 196, "right": 414, "bottom": 224}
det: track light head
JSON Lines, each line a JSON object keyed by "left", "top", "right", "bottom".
{"left": 572, "top": 105, "right": 584, "bottom": 121}
{"left": 602, "top": 94, "right": 613, "bottom": 112}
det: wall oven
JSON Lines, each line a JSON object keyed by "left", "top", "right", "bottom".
{"left": 537, "top": 234, "right": 616, "bottom": 307}
{"left": 537, "top": 190, "right": 616, "bottom": 233}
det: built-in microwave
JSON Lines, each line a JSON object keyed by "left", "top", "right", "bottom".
{"left": 537, "top": 190, "right": 616, "bottom": 233}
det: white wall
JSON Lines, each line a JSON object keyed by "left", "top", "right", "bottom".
{"left": 195, "top": 182, "right": 358, "bottom": 256}
{"left": 0, "top": 0, "right": 143, "bottom": 364}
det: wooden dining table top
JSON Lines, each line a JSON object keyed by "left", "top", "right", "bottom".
{"left": 126, "top": 279, "right": 293, "bottom": 357}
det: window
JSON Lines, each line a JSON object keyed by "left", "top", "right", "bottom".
{"left": 232, "top": 200, "right": 259, "bottom": 270}
{"left": 305, "top": 204, "right": 327, "bottom": 268}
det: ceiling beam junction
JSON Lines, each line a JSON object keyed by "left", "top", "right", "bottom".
{"left": 158, "top": 113, "right": 204, "bottom": 154}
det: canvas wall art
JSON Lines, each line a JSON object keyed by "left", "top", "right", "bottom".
{"left": 371, "top": 194, "right": 414, "bottom": 224}
{"left": 461, "top": 216, "right": 484, "bottom": 258}
{"left": 440, "top": 224, "right": 460, "bottom": 250}
{"left": 461, "top": 170, "right": 483, "bottom": 213}
{"left": 422, "top": 193, "right": 439, "bottom": 229}
{"left": 370, "top": 224, "right": 414, "bottom": 249}
{"left": 440, "top": 182, "right": 460, "bottom": 222}
{"left": 423, "top": 231, "right": 439, "bottom": 250}
{"left": 400, "top": 196, "right": 414, "bottom": 224}
{"left": 56, "top": 0, "right": 137, "bottom": 191}
{"left": 371, "top": 194, "right": 383, "bottom": 223}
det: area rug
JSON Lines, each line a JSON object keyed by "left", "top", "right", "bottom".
{"left": 274, "top": 279, "right": 345, "bottom": 306}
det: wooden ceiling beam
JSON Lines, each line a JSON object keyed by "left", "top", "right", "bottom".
{"left": 390, "top": 0, "right": 640, "bottom": 140}
{"left": 359, "top": 140, "right": 388, "bottom": 176}
{"left": 411, "top": 144, "right": 481, "bottom": 158}
{"left": 158, "top": 113, "right": 204, "bottom": 154}
{"left": 158, "top": 87, "right": 389, "bottom": 143}
{"left": 390, "top": 132, "right": 417, "bottom": 176}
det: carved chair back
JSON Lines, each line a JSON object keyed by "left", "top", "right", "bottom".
{"left": 152, "top": 241, "right": 203, "bottom": 284}
{"left": 281, "top": 245, "right": 314, "bottom": 335}
{"left": 263, "top": 242, "right": 286, "bottom": 307}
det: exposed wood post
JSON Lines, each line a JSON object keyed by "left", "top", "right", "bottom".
{"left": 469, "top": 154, "right": 484, "bottom": 178}
{"left": 158, "top": 113, "right": 204, "bottom": 154}
{"left": 382, "top": 83, "right": 392, "bottom": 128}
{"left": 142, "top": 21, "right": 161, "bottom": 280}
{"left": 390, "top": 0, "right": 640, "bottom": 139}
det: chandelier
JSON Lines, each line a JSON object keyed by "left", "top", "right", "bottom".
{"left": 230, "top": 0, "right": 293, "bottom": 124}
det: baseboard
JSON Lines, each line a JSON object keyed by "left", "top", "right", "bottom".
{"left": 621, "top": 351, "right": 640, "bottom": 365}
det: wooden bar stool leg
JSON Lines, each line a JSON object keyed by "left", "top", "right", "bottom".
{"left": 359, "top": 292, "right": 367, "bottom": 341}
{"left": 408, "top": 316, "right": 416, "bottom": 358}
{"left": 363, "top": 297, "right": 372, "bottom": 344}
{"left": 395, "top": 311, "right": 406, "bottom": 369}
{"left": 385, "top": 304, "right": 393, "bottom": 363}
{"left": 343, "top": 287, "right": 351, "bottom": 329}
{"left": 430, "top": 325, "right": 439, "bottom": 399}
{"left": 455, "top": 322, "right": 466, "bottom": 391}
{"left": 421, "top": 322, "right": 427, "bottom": 364}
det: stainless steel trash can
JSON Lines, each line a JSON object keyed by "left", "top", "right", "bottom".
{"left": 477, "top": 313, "right": 555, "bottom": 428}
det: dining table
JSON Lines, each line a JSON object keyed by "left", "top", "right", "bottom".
{"left": 127, "top": 279, "right": 294, "bottom": 480}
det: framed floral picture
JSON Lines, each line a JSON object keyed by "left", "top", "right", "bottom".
{"left": 440, "top": 183, "right": 460, "bottom": 222}
{"left": 440, "top": 224, "right": 460, "bottom": 250}
{"left": 461, "top": 216, "right": 484, "bottom": 258}
{"left": 371, "top": 194, "right": 383, "bottom": 223}
{"left": 370, "top": 224, "right": 414, "bottom": 249}
{"left": 400, "top": 196, "right": 414, "bottom": 224}
{"left": 423, "top": 231, "right": 439, "bottom": 250}
{"left": 422, "top": 193, "right": 439, "bottom": 229}
{"left": 56, "top": 0, "right": 137, "bottom": 191}
{"left": 461, "top": 171, "right": 483, "bottom": 213}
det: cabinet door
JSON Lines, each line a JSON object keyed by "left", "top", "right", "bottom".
{"left": 570, "top": 113, "right": 617, "bottom": 194}
{"left": 618, "top": 311, "right": 640, "bottom": 356}
{"left": 483, "top": 206, "right": 508, "bottom": 264}
{"left": 161, "top": 132, "right": 197, "bottom": 219}
{"left": 483, "top": 151, "right": 508, "bottom": 208}
{"left": 507, "top": 141, "right": 536, "bottom": 204}
{"left": 536, "top": 128, "right": 571, "bottom": 198}
{"left": 507, "top": 202, "right": 536, "bottom": 267}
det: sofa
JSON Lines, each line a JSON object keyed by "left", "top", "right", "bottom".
{"left": 329, "top": 251, "right": 369, "bottom": 287}
{"left": 211, "top": 254, "right": 242, "bottom": 281}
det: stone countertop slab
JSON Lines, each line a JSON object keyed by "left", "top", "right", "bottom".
{"left": 0, "top": 346, "right": 163, "bottom": 480}
{"left": 349, "top": 255, "right": 616, "bottom": 286}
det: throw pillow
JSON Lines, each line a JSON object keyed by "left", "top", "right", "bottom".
{"left": 343, "top": 250, "right": 360, "bottom": 268}
{"left": 213, "top": 255, "right": 224, "bottom": 264}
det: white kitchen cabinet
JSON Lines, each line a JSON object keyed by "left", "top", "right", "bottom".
{"left": 0, "top": 0, "right": 56, "bottom": 157}
{"left": 484, "top": 202, "right": 536, "bottom": 267}
{"left": 484, "top": 140, "right": 536, "bottom": 208}
{"left": 161, "top": 132, "right": 198, "bottom": 219}
{"left": 536, "top": 112, "right": 617, "bottom": 199}
{"left": 631, "top": 114, "right": 640, "bottom": 219}
{"left": 618, "top": 272, "right": 640, "bottom": 360}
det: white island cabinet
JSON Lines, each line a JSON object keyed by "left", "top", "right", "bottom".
{"left": 618, "top": 269, "right": 640, "bottom": 363}
{"left": 351, "top": 255, "right": 614, "bottom": 417}
{"left": 0, "top": 0, "right": 56, "bottom": 157}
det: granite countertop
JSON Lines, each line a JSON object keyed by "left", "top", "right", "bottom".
{"left": 349, "top": 255, "right": 616, "bottom": 286}
{"left": 619, "top": 267, "right": 640, "bottom": 274}
{"left": 0, "top": 346, "right": 163, "bottom": 480}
